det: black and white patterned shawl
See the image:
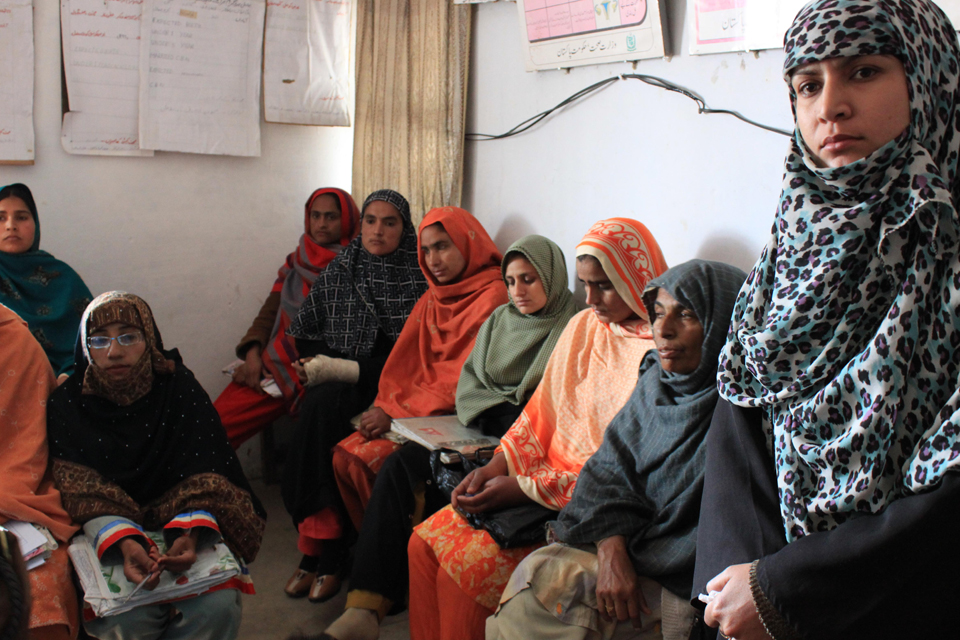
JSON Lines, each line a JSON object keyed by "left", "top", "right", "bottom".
{"left": 551, "top": 260, "right": 745, "bottom": 597}
{"left": 287, "top": 190, "right": 428, "bottom": 359}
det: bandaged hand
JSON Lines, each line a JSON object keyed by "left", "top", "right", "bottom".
{"left": 303, "top": 354, "right": 360, "bottom": 386}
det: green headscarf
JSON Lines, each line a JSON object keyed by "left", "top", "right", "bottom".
{"left": 455, "top": 235, "right": 578, "bottom": 425}
{"left": 0, "top": 184, "right": 92, "bottom": 376}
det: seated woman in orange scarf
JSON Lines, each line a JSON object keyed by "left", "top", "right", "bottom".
{"left": 214, "top": 188, "right": 360, "bottom": 449}
{"left": 406, "top": 218, "right": 668, "bottom": 640}
{"left": 330, "top": 206, "right": 509, "bottom": 531}
{"left": 0, "top": 303, "right": 80, "bottom": 640}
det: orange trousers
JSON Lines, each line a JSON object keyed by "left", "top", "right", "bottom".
{"left": 407, "top": 531, "right": 494, "bottom": 640}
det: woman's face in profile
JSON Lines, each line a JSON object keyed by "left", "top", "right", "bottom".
{"left": 651, "top": 288, "right": 703, "bottom": 375}
{"left": 420, "top": 223, "right": 467, "bottom": 284}
{"left": 575, "top": 256, "right": 637, "bottom": 325}
{"left": 791, "top": 54, "right": 911, "bottom": 168}
{"left": 504, "top": 255, "right": 547, "bottom": 315}
{"left": 0, "top": 197, "right": 36, "bottom": 254}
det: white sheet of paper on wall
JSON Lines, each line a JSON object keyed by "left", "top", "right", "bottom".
{"left": 60, "top": 0, "right": 154, "bottom": 156}
{"left": 515, "top": 0, "right": 668, "bottom": 71}
{"left": 689, "top": 0, "right": 960, "bottom": 57}
{"left": 0, "top": 0, "right": 35, "bottom": 163}
{"left": 263, "top": 0, "right": 351, "bottom": 126}
{"left": 933, "top": 1, "right": 960, "bottom": 28}
{"left": 138, "top": 0, "right": 265, "bottom": 157}
{"left": 687, "top": 0, "right": 808, "bottom": 56}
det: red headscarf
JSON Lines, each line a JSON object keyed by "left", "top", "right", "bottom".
{"left": 261, "top": 188, "right": 361, "bottom": 399}
{"left": 375, "top": 206, "right": 508, "bottom": 418}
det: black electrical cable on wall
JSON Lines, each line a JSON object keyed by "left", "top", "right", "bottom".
{"left": 465, "top": 73, "right": 792, "bottom": 141}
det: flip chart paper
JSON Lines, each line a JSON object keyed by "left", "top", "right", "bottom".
{"left": 263, "top": 0, "right": 351, "bottom": 126}
{"left": 0, "top": 0, "right": 35, "bottom": 163}
{"left": 61, "top": 0, "right": 153, "bottom": 156}
{"left": 138, "top": 0, "right": 265, "bottom": 157}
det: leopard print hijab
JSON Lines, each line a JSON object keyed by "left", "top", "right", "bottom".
{"left": 718, "top": 0, "right": 960, "bottom": 541}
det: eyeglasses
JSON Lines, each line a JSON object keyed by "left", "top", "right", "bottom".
{"left": 87, "top": 332, "right": 144, "bottom": 349}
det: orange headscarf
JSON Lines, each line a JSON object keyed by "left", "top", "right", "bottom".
{"left": 0, "top": 304, "right": 78, "bottom": 542}
{"left": 574, "top": 217, "right": 669, "bottom": 339}
{"left": 375, "top": 207, "right": 508, "bottom": 418}
{"left": 500, "top": 218, "right": 668, "bottom": 510}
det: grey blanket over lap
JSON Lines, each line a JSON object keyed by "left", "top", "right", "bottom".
{"left": 551, "top": 259, "right": 746, "bottom": 597}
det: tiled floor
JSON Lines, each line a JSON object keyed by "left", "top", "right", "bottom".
{"left": 238, "top": 480, "right": 410, "bottom": 640}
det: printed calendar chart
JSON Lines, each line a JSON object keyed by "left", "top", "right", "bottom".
{"left": 524, "top": 0, "right": 647, "bottom": 42}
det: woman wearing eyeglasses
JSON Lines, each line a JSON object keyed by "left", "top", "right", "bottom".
{"left": 46, "top": 292, "right": 266, "bottom": 640}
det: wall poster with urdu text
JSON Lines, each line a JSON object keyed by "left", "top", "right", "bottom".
{"left": 0, "top": 0, "right": 34, "bottom": 164}
{"left": 689, "top": 1, "right": 960, "bottom": 57}
{"left": 263, "top": 0, "right": 352, "bottom": 126}
{"left": 687, "top": 0, "right": 808, "bottom": 55}
{"left": 516, "top": 0, "right": 667, "bottom": 71}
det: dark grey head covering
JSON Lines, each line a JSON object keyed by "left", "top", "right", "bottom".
{"left": 552, "top": 259, "right": 746, "bottom": 597}
{"left": 362, "top": 189, "right": 411, "bottom": 223}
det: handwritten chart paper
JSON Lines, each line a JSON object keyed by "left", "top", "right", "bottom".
{"left": 688, "top": 0, "right": 807, "bottom": 56}
{"left": 516, "top": 0, "right": 666, "bottom": 71}
{"left": 138, "top": 0, "right": 265, "bottom": 156}
{"left": 263, "top": 0, "right": 351, "bottom": 126}
{"left": 0, "top": 0, "right": 34, "bottom": 163}
{"left": 61, "top": 0, "right": 153, "bottom": 156}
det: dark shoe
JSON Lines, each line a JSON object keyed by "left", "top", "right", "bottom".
{"left": 308, "top": 574, "right": 342, "bottom": 603}
{"left": 284, "top": 569, "right": 316, "bottom": 598}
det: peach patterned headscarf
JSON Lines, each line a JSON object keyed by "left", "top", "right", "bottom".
{"left": 500, "top": 218, "right": 668, "bottom": 510}
{"left": 575, "top": 217, "right": 668, "bottom": 339}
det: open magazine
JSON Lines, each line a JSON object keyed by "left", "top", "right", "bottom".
{"left": 68, "top": 532, "right": 252, "bottom": 619}
{"left": 390, "top": 415, "right": 499, "bottom": 461}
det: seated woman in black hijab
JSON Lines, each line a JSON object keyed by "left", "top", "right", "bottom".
{"left": 46, "top": 291, "right": 266, "bottom": 640}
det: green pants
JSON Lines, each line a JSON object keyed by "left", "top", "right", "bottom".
{"left": 84, "top": 588, "right": 242, "bottom": 640}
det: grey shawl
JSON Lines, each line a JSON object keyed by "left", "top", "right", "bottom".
{"left": 551, "top": 259, "right": 745, "bottom": 597}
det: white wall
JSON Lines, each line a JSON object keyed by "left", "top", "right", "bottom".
{"left": 3, "top": 0, "right": 354, "bottom": 407}
{"left": 463, "top": 1, "right": 793, "bottom": 286}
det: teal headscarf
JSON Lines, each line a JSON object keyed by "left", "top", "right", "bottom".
{"left": 455, "top": 235, "right": 578, "bottom": 425}
{"left": 718, "top": 0, "right": 960, "bottom": 541}
{"left": 0, "top": 184, "right": 92, "bottom": 375}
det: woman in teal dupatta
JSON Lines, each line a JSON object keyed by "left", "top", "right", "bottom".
{"left": 0, "top": 184, "right": 92, "bottom": 376}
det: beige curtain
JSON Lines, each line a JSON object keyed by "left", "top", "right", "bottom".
{"left": 352, "top": 0, "right": 471, "bottom": 225}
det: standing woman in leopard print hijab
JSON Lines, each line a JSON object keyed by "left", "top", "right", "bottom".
{"left": 695, "top": 1, "right": 960, "bottom": 639}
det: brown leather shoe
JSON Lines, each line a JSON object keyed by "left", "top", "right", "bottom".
{"left": 308, "top": 574, "right": 342, "bottom": 603}
{"left": 284, "top": 569, "right": 316, "bottom": 598}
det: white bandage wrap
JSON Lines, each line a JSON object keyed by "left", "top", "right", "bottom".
{"left": 303, "top": 354, "right": 360, "bottom": 386}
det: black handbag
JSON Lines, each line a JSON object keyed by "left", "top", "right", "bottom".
{"left": 429, "top": 449, "right": 553, "bottom": 549}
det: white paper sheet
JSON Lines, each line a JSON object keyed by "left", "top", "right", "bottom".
{"left": 263, "top": 0, "right": 351, "bottom": 126}
{"left": 138, "top": 0, "right": 265, "bottom": 156}
{"left": 60, "top": 0, "right": 154, "bottom": 156}
{"left": 0, "top": 0, "right": 35, "bottom": 163}
{"left": 688, "top": 0, "right": 808, "bottom": 56}
{"left": 933, "top": 1, "right": 960, "bottom": 27}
